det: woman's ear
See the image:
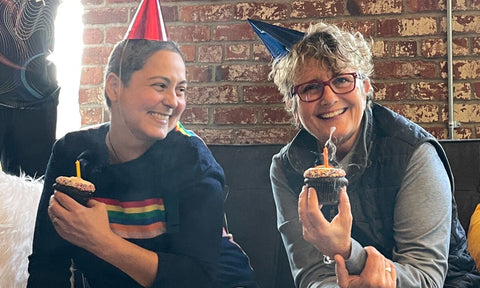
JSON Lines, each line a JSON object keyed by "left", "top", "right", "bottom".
{"left": 362, "top": 79, "right": 371, "bottom": 98}
{"left": 105, "top": 73, "right": 121, "bottom": 103}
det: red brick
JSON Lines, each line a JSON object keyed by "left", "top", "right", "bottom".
{"left": 168, "top": 25, "right": 210, "bottom": 42}
{"left": 374, "top": 61, "right": 438, "bottom": 79}
{"left": 454, "top": 128, "right": 473, "bottom": 139}
{"left": 378, "top": 17, "right": 437, "bottom": 37}
{"left": 347, "top": 0, "right": 402, "bottom": 15}
{"left": 472, "top": 37, "right": 480, "bottom": 55}
{"left": 290, "top": 0, "right": 344, "bottom": 18}
{"left": 212, "top": 23, "right": 255, "bottom": 41}
{"left": 262, "top": 107, "right": 291, "bottom": 124}
{"left": 252, "top": 44, "right": 273, "bottom": 61}
{"left": 422, "top": 38, "right": 446, "bottom": 58}
{"left": 106, "top": 27, "right": 127, "bottom": 44}
{"left": 453, "top": 83, "right": 472, "bottom": 100}
{"left": 410, "top": 82, "right": 447, "bottom": 100}
{"left": 186, "top": 65, "right": 212, "bottom": 83}
{"left": 452, "top": 38, "right": 470, "bottom": 56}
{"left": 83, "top": 7, "right": 129, "bottom": 25}
{"left": 454, "top": 103, "right": 480, "bottom": 123}
{"left": 80, "top": 66, "right": 104, "bottom": 86}
{"left": 391, "top": 40, "right": 417, "bottom": 58}
{"left": 373, "top": 82, "right": 409, "bottom": 101}
{"left": 180, "top": 107, "right": 208, "bottom": 124}
{"left": 198, "top": 45, "right": 223, "bottom": 63}
{"left": 180, "top": 4, "right": 234, "bottom": 22}
{"left": 406, "top": 0, "right": 444, "bottom": 12}
{"left": 234, "top": 3, "right": 288, "bottom": 20}
{"left": 452, "top": 60, "right": 480, "bottom": 80}
{"left": 335, "top": 20, "right": 376, "bottom": 38}
{"left": 225, "top": 44, "right": 250, "bottom": 61}
{"left": 243, "top": 85, "right": 283, "bottom": 104}
{"left": 178, "top": 45, "right": 196, "bottom": 62}
{"left": 452, "top": 15, "right": 480, "bottom": 33}
{"left": 214, "top": 107, "right": 257, "bottom": 125}
{"left": 473, "top": 82, "right": 480, "bottom": 99}
{"left": 372, "top": 40, "right": 388, "bottom": 58}
{"left": 423, "top": 37, "right": 468, "bottom": 57}
{"left": 473, "top": 0, "right": 480, "bottom": 9}
{"left": 187, "top": 85, "right": 238, "bottom": 105}
{"left": 78, "top": 87, "right": 104, "bottom": 105}
{"left": 82, "top": 47, "right": 112, "bottom": 65}
{"left": 80, "top": 106, "right": 104, "bottom": 126}
{"left": 215, "top": 64, "right": 270, "bottom": 82}
{"left": 83, "top": 28, "right": 104, "bottom": 45}
{"left": 425, "top": 126, "right": 448, "bottom": 139}
{"left": 162, "top": 6, "right": 179, "bottom": 22}
{"left": 385, "top": 104, "right": 440, "bottom": 123}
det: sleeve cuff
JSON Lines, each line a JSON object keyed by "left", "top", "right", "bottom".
{"left": 345, "top": 239, "right": 367, "bottom": 275}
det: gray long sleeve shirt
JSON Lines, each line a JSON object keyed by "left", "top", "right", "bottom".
{"left": 270, "top": 138, "right": 451, "bottom": 288}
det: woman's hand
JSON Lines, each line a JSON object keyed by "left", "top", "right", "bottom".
{"left": 335, "top": 246, "right": 397, "bottom": 288}
{"left": 48, "top": 192, "right": 158, "bottom": 287}
{"left": 48, "top": 191, "right": 115, "bottom": 253}
{"left": 298, "top": 186, "right": 352, "bottom": 259}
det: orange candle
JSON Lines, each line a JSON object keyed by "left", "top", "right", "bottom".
{"left": 323, "top": 147, "right": 329, "bottom": 167}
{"left": 76, "top": 160, "right": 81, "bottom": 178}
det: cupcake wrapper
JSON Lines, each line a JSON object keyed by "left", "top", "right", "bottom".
{"left": 304, "top": 177, "right": 348, "bottom": 205}
{"left": 53, "top": 183, "right": 93, "bottom": 207}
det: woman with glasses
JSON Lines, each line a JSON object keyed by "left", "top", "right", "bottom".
{"left": 269, "top": 22, "right": 480, "bottom": 287}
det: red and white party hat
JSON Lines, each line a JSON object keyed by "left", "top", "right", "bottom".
{"left": 124, "top": 0, "right": 168, "bottom": 41}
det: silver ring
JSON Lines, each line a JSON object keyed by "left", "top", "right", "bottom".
{"left": 385, "top": 266, "right": 392, "bottom": 273}
{"left": 323, "top": 255, "right": 335, "bottom": 265}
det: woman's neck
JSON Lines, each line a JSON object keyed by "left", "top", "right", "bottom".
{"left": 106, "top": 129, "right": 154, "bottom": 164}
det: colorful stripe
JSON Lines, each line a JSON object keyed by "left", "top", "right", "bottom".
{"left": 93, "top": 197, "right": 166, "bottom": 239}
{"left": 175, "top": 121, "right": 196, "bottom": 137}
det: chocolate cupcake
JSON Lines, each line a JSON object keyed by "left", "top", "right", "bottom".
{"left": 53, "top": 176, "right": 95, "bottom": 206}
{"left": 303, "top": 165, "right": 348, "bottom": 205}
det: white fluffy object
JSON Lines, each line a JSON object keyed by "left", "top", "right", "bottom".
{"left": 0, "top": 171, "right": 43, "bottom": 288}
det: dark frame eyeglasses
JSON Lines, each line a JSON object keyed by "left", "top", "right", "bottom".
{"left": 292, "top": 72, "right": 358, "bottom": 103}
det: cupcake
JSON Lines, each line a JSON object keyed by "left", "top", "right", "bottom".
{"left": 303, "top": 147, "right": 348, "bottom": 205}
{"left": 53, "top": 176, "right": 95, "bottom": 206}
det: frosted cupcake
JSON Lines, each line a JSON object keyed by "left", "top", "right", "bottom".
{"left": 303, "top": 148, "right": 348, "bottom": 205}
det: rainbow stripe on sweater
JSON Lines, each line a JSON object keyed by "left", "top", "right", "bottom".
{"left": 93, "top": 197, "right": 166, "bottom": 239}
{"left": 175, "top": 122, "right": 196, "bottom": 137}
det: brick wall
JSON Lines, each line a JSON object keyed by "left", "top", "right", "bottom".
{"left": 79, "top": 0, "right": 480, "bottom": 144}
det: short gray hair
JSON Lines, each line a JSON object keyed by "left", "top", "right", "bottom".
{"left": 270, "top": 22, "right": 374, "bottom": 118}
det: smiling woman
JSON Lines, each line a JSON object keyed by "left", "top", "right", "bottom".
{"left": 48, "top": 0, "right": 83, "bottom": 139}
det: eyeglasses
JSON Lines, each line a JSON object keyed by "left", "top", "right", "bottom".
{"left": 292, "top": 72, "right": 358, "bottom": 103}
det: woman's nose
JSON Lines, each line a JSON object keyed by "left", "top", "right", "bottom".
{"left": 162, "top": 89, "right": 178, "bottom": 108}
{"left": 319, "top": 85, "right": 337, "bottom": 105}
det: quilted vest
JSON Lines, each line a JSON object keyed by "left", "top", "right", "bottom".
{"left": 281, "top": 103, "right": 480, "bottom": 287}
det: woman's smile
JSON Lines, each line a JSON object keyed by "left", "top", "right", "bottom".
{"left": 149, "top": 111, "right": 171, "bottom": 123}
{"left": 317, "top": 107, "right": 347, "bottom": 120}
